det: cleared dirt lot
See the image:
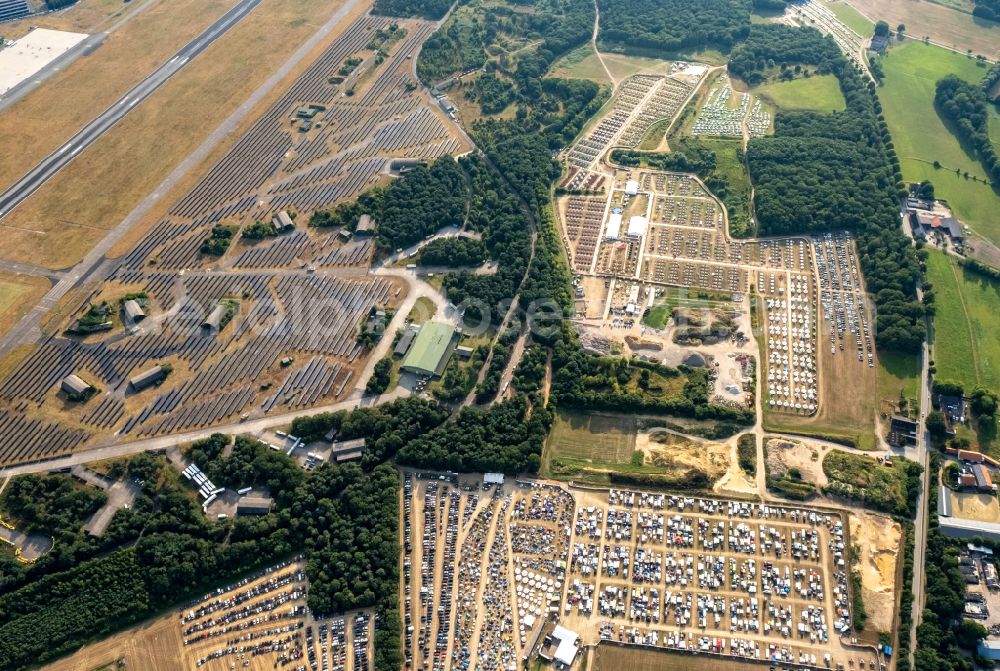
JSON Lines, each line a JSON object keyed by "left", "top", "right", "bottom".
{"left": 766, "top": 436, "right": 828, "bottom": 487}
{"left": 849, "top": 511, "right": 901, "bottom": 633}
{"left": 0, "top": 0, "right": 371, "bottom": 269}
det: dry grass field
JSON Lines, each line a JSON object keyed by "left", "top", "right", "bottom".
{"left": 0, "top": 0, "right": 235, "bottom": 189}
{"left": 0, "top": 0, "right": 148, "bottom": 40}
{"left": 765, "top": 312, "right": 879, "bottom": 450}
{"left": 0, "top": 272, "right": 49, "bottom": 337}
{"left": 0, "top": 0, "right": 373, "bottom": 270}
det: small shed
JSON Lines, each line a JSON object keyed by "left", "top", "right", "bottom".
{"left": 331, "top": 437, "right": 366, "bottom": 462}
{"left": 202, "top": 303, "right": 227, "bottom": 331}
{"left": 394, "top": 327, "right": 418, "bottom": 357}
{"left": 129, "top": 365, "right": 166, "bottom": 391}
{"left": 61, "top": 374, "right": 93, "bottom": 398}
{"left": 123, "top": 299, "right": 145, "bottom": 322}
{"left": 272, "top": 210, "right": 295, "bottom": 233}
{"left": 355, "top": 214, "right": 375, "bottom": 236}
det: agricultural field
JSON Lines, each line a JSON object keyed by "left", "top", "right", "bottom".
{"left": 753, "top": 74, "right": 847, "bottom": 113}
{"left": 876, "top": 40, "right": 1000, "bottom": 245}
{"left": 924, "top": 250, "right": 1000, "bottom": 393}
{"left": 546, "top": 410, "right": 639, "bottom": 473}
{"left": 844, "top": 0, "right": 1000, "bottom": 60}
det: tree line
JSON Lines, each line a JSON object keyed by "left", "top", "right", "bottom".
{"left": 737, "top": 25, "right": 926, "bottom": 353}
{"left": 596, "top": 0, "right": 751, "bottom": 54}
{"left": 935, "top": 74, "right": 999, "bottom": 184}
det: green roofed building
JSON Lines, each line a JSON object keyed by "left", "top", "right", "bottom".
{"left": 401, "top": 321, "right": 456, "bottom": 377}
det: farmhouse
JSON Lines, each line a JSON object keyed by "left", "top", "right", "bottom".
{"left": 129, "top": 365, "right": 166, "bottom": 391}
{"left": 972, "top": 464, "right": 996, "bottom": 492}
{"left": 123, "top": 299, "right": 145, "bottom": 323}
{"left": 910, "top": 210, "right": 964, "bottom": 243}
{"left": 60, "top": 374, "right": 93, "bottom": 398}
{"left": 401, "top": 321, "right": 456, "bottom": 377}
{"left": 889, "top": 415, "right": 919, "bottom": 446}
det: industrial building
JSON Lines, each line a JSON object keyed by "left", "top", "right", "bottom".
{"left": 400, "top": 321, "right": 456, "bottom": 377}
{"left": 394, "top": 326, "right": 418, "bottom": 357}
{"left": 330, "top": 437, "right": 365, "bottom": 463}
{"left": 236, "top": 495, "right": 274, "bottom": 516}
{"left": 123, "top": 299, "right": 146, "bottom": 323}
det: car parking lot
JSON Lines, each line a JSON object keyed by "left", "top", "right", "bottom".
{"left": 177, "top": 558, "right": 374, "bottom": 671}
{"left": 402, "top": 472, "right": 883, "bottom": 671}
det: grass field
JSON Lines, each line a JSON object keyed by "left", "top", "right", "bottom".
{"left": 549, "top": 49, "right": 693, "bottom": 84}
{"left": 691, "top": 137, "right": 753, "bottom": 236}
{"left": 877, "top": 40, "right": 1000, "bottom": 245}
{"left": 829, "top": 1, "right": 875, "bottom": 35}
{"left": 407, "top": 296, "right": 438, "bottom": 324}
{"left": 1, "top": 0, "right": 371, "bottom": 270}
{"left": 545, "top": 410, "right": 638, "bottom": 475}
{"left": 925, "top": 250, "right": 1000, "bottom": 393}
{"left": 877, "top": 350, "right": 922, "bottom": 414}
{"left": 754, "top": 74, "right": 847, "bottom": 112}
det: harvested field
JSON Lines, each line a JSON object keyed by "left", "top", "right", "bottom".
{"left": 848, "top": 511, "right": 901, "bottom": 632}
{"left": 765, "top": 437, "right": 827, "bottom": 487}
{"left": 845, "top": 0, "right": 1000, "bottom": 60}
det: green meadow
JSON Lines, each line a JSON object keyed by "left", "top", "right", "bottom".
{"left": 877, "top": 40, "right": 1000, "bottom": 244}
{"left": 754, "top": 74, "right": 847, "bottom": 112}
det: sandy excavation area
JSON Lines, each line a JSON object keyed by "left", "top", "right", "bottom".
{"left": 849, "top": 511, "right": 901, "bottom": 633}
{"left": 714, "top": 436, "right": 757, "bottom": 497}
{"left": 636, "top": 430, "right": 730, "bottom": 483}
{"left": 765, "top": 437, "right": 828, "bottom": 487}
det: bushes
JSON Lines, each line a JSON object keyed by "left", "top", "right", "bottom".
{"left": 0, "top": 473, "right": 106, "bottom": 538}
{"left": 200, "top": 223, "right": 238, "bottom": 256}
{"left": 366, "top": 357, "right": 393, "bottom": 395}
{"left": 821, "top": 451, "right": 922, "bottom": 517}
{"left": 419, "top": 237, "right": 486, "bottom": 267}
{"left": 737, "top": 434, "right": 757, "bottom": 477}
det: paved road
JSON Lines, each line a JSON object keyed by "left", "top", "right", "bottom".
{"left": 0, "top": 0, "right": 264, "bottom": 221}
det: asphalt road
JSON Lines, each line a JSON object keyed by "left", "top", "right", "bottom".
{"left": 0, "top": 0, "right": 264, "bottom": 220}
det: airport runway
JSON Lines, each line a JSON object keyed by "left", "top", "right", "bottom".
{"left": 0, "top": 0, "right": 264, "bottom": 220}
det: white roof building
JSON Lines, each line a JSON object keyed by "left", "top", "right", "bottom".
{"left": 605, "top": 212, "right": 623, "bottom": 238}
{"left": 624, "top": 179, "right": 640, "bottom": 195}
{"left": 627, "top": 215, "right": 648, "bottom": 238}
{"left": 551, "top": 625, "right": 579, "bottom": 667}
{"left": 484, "top": 472, "right": 505, "bottom": 485}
